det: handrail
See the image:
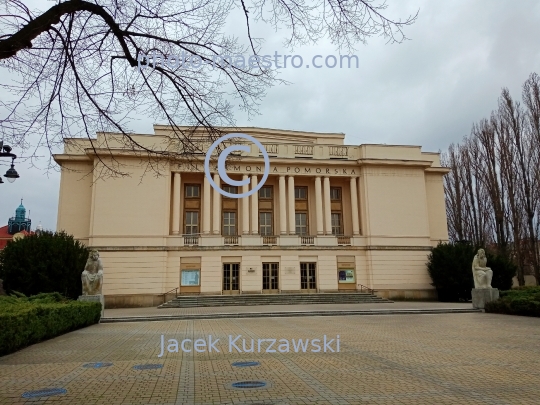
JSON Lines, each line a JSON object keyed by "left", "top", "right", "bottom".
{"left": 357, "top": 284, "right": 376, "bottom": 295}
{"left": 161, "top": 287, "right": 178, "bottom": 303}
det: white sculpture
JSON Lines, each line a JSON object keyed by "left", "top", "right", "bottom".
{"left": 471, "top": 248, "right": 493, "bottom": 289}
{"left": 82, "top": 250, "right": 104, "bottom": 295}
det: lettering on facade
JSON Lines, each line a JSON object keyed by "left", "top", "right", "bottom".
{"left": 176, "top": 163, "right": 356, "bottom": 176}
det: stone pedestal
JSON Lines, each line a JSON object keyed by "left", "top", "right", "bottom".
{"left": 472, "top": 288, "right": 499, "bottom": 309}
{"left": 78, "top": 294, "right": 105, "bottom": 317}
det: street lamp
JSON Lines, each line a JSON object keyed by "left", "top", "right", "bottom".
{"left": 0, "top": 141, "right": 19, "bottom": 184}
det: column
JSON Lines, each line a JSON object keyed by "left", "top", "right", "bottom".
{"left": 323, "top": 177, "right": 331, "bottom": 234}
{"left": 213, "top": 173, "right": 221, "bottom": 234}
{"left": 172, "top": 173, "right": 181, "bottom": 235}
{"left": 350, "top": 177, "right": 360, "bottom": 235}
{"left": 279, "top": 176, "right": 287, "bottom": 235}
{"left": 203, "top": 175, "right": 211, "bottom": 234}
{"left": 357, "top": 176, "right": 362, "bottom": 235}
{"left": 251, "top": 175, "right": 258, "bottom": 234}
{"left": 315, "top": 176, "right": 323, "bottom": 235}
{"left": 288, "top": 175, "right": 295, "bottom": 234}
{"left": 242, "top": 174, "right": 250, "bottom": 235}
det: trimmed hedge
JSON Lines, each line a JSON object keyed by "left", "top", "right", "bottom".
{"left": 0, "top": 293, "right": 101, "bottom": 356}
{"left": 485, "top": 287, "right": 540, "bottom": 317}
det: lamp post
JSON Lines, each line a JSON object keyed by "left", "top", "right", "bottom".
{"left": 0, "top": 141, "right": 20, "bottom": 184}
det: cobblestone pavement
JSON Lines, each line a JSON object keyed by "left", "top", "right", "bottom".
{"left": 1, "top": 312, "right": 540, "bottom": 404}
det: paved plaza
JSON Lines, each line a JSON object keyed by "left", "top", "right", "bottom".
{"left": 1, "top": 310, "right": 540, "bottom": 405}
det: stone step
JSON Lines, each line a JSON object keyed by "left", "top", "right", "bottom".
{"left": 101, "top": 308, "right": 482, "bottom": 323}
{"left": 159, "top": 292, "right": 391, "bottom": 308}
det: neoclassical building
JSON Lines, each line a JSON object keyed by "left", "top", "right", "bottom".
{"left": 54, "top": 126, "right": 449, "bottom": 307}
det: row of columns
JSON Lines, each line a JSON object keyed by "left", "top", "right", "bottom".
{"left": 171, "top": 172, "right": 361, "bottom": 236}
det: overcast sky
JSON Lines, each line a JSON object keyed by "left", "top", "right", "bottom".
{"left": 1, "top": 0, "right": 540, "bottom": 231}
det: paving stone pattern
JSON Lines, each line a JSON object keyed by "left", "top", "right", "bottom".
{"left": 1, "top": 313, "right": 540, "bottom": 404}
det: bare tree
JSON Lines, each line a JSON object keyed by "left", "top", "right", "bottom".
{"left": 0, "top": 0, "right": 417, "bottom": 175}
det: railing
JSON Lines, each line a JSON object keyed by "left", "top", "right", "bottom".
{"left": 357, "top": 284, "right": 376, "bottom": 295}
{"left": 295, "top": 145, "right": 313, "bottom": 155}
{"left": 329, "top": 146, "right": 348, "bottom": 157}
{"left": 262, "top": 235, "right": 278, "bottom": 245}
{"left": 337, "top": 236, "right": 351, "bottom": 245}
{"left": 300, "top": 235, "right": 315, "bottom": 245}
{"left": 224, "top": 235, "right": 239, "bottom": 245}
{"left": 161, "top": 287, "right": 178, "bottom": 304}
{"left": 264, "top": 144, "right": 279, "bottom": 154}
{"left": 183, "top": 234, "right": 200, "bottom": 245}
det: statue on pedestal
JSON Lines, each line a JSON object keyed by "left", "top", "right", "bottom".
{"left": 472, "top": 248, "right": 493, "bottom": 289}
{"left": 82, "top": 250, "right": 103, "bottom": 295}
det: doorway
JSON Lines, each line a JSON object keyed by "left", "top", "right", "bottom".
{"left": 262, "top": 263, "right": 279, "bottom": 293}
{"left": 223, "top": 263, "right": 240, "bottom": 294}
{"left": 300, "top": 262, "right": 317, "bottom": 292}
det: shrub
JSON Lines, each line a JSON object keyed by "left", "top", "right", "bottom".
{"left": 427, "top": 242, "right": 517, "bottom": 302}
{"left": 0, "top": 294, "right": 101, "bottom": 356}
{"left": 485, "top": 287, "right": 540, "bottom": 317}
{"left": 0, "top": 231, "right": 88, "bottom": 299}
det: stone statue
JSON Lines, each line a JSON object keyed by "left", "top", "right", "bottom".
{"left": 471, "top": 248, "right": 493, "bottom": 289}
{"left": 82, "top": 250, "right": 104, "bottom": 295}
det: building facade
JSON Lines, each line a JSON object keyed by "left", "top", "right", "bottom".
{"left": 54, "top": 126, "right": 449, "bottom": 307}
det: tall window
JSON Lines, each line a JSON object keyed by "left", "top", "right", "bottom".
{"left": 260, "top": 212, "right": 273, "bottom": 235}
{"left": 331, "top": 213, "right": 342, "bottom": 235}
{"left": 184, "top": 184, "right": 201, "bottom": 234}
{"left": 222, "top": 185, "right": 237, "bottom": 235}
{"left": 223, "top": 212, "right": 237, "bottom": 235}
{"left": 296, "top": 213, "right": 308, "bottom": 235}
{"left": 185, "top": 211, "right": 199, "bottom": 234}
{"left": 295, "top": 186, "right": 308, "bottom": 235}
{"left": 259, "top": 186, "right": 273, "bottom": 235}
{"left": 330, "top": 186, "right": 342, "bottom": 235}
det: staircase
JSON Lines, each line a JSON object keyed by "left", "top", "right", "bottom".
{"left": 159, "top": 292, "right": 391, "bottom": 308}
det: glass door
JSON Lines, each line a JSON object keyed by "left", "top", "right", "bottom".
{"left": 223, "top": 263, "right": 240, "bottom": 295}
{"left": 300, "top": 262, "right": 317, "bottom": 292}
{"left": 262, "top": 263, "right": 279, "bottom": 293}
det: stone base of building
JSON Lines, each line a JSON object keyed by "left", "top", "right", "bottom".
{"left": 471, "top": 288, "right": 499, "bottom": 309}
{"left": 375, "top": 289, "right": 438, "bottom": 301}
{"left": 78, "top": 294, "right": 105, "bottom": 317}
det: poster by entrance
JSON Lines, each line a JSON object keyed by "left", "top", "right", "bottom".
{"left": 181, "top": 270, "right": 200, "bottom": 286}
{"left": 338, "top": 270, "right": 355, "bottom": 283}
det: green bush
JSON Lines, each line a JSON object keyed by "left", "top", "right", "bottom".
{"left": 427, "top": 242, "right": 517, "bottom": 302}
{"left": 0, "top": 293, "right": 101, "bottom": 356}
{"left": 485, "top": 287, "right": 540, "bottom": 317}
{"left": 0, "top": 231, "right": 88, "bottom": 299}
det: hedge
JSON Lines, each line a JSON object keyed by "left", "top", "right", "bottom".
{"left": 0, "top": 293, "right": 102, "bottom": 356}
{"left": 485, "top": 287, "right": 540, "bottom": 317}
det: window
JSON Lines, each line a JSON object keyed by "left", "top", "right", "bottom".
{"left": 331, "top": 213, "right": 342, "bottom": 235}
{"left": 185, "top": 211, "right": 199, "bottom": 234}
{"left": 223, "top": 212, "right": 237, "bottom": 235}
{"left": 259, "top": 186, "right": 272, "bottom": 199}
{"left": 330, "top": 187, "right": 341, "bottom": 201}
{"left": 295, "top": 213, "right": 308, "bottom": 235}
{"left": 223, "top": 185, "right": 237, "bottom": 195}
{"left": 294, "top": 186, "right": 307, "bottom": 199}
{"left": 260, "top": 212, "right": 273, "bottom": 235}
{"left": 181, "top": 270, "right": 200, "bottom": 286}
{"left": 185, "top": 185, "right": 200, "bottom": 198}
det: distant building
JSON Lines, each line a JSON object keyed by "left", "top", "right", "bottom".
{"left": 0, "top": 200, "right": 33, "bottom": 249}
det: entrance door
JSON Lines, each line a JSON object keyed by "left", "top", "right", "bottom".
{"left": 223, "top": 263, "right": 240, "bottom": 295}
{"left": 300, "top": 262, "right": 317, "bottom": 292}
{"left": 262, "top": 263, "right": 279, "bottom": 293}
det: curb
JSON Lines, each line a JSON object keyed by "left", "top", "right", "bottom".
{"left": 100, "top": 308, "right": 482, "bottom": 323}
